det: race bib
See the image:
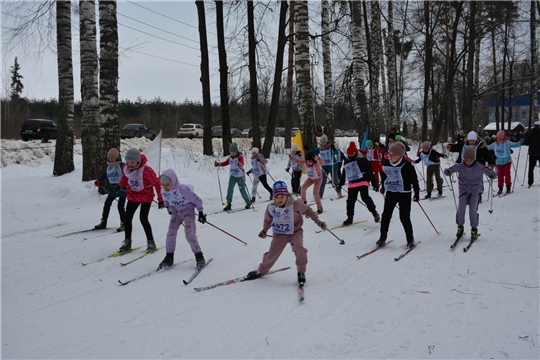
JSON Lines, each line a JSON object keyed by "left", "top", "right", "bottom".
{"left": 319, "top": 149, "right": 334, "bottom": 165}
{"left": 229, "top": 157, "right": 243, "bottom": 178}
{"left": 493, "top": 143, "right": 509, "bottom": 158}
{"left": 162, "top": 190, "right": 186, "bottom": 207}
{"left": 107, "top": 165, "right": 122, "bottom": 184}
{"left": 382, "top": 164, "right": 405, "bottom": 192}
{"left": 306, "top": 165, "right": 319, "bottom": 179}
{"left": 344, "top": 161, "right": 363, "bottom": 182}
{"left": 269, "top": 204, "right": 294, "bottom": 235}
{"left": 251, "top": 158, "right": 262, "bottom": 177}
{"left": 125, "top": 165, "right": 145, "bottom": 192}
{"left": 366, "top": 149, "right": 374, "bottom": 161}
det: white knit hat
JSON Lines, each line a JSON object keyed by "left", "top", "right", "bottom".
{"left": 467, "top": 131, "right": 477, "bottom": 140}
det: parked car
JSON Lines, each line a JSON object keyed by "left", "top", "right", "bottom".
{"left": 230, "top": 128, "right": 243, "bottom": 137}
{"left": 291, "top": 127, "right": 300, "bottom": 137}
{"left": 177, "top": 123, "right": 204, "bottom": 139}
{"left": 120, "top": 123, "right": 156, "bottom": 140}
{"left": 335, "top": 129, "right": 344, "bottom": 137}
{"left": 211, "top": 126, "right": 222, "bottom": 138}
{"left": 20, "top": 119, "right": 58, "bottom": 142}
{"left": 242, "top": 129, "right": 251, "bottom": 138}
{"left": 274, "top": 127, "right": 285, "bottom": 136}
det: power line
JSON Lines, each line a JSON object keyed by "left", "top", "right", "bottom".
{"left": 123, "top": 48, "right": 198, "bottom": 67}
{"left": 117, "top": 12, "right": 199, "bottom": 44}
{"left": 118, "top": 22, "right": 202, "bottom": 52}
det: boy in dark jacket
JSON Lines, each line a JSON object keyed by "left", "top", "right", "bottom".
{"left": 523, "top": 121, "right": 540, "bottom": 188}
{"left": 339, "top": 142, "right": 380, "bottom": 225}
{"left": 377, "top": 142, "right": 420, "bottom": 249}
{"left": 414, "top": 141, "right": 446, "bottom": 199}
{"left": 93, "top": 148, "right": 127, "bottom": 232}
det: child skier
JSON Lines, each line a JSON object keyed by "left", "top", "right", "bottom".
{"left": 285, "top": 144, "right": 304, "bottom": 195}
{"left": 244, "top": 181, "right": 327, "bottom": 285}
{"left": 377, "top": 142, "right": 420, "bottom": 249}
{"left": 290, "top": 152, "right": 325, "bottom": 214}
{"left": 158, "top": 169, "right": 206, "bottom": 270}
{"left": 93, "top": 148, "right": 126, "bottom": 232}
{"left": 414, "top": 141, "right": 446, "bottom": 199}
{"left": 360, "top": 140, "right": 383, "bottom": 184}
{"left": 214, "top": 142, "right": 252, "bottom": 211}
{"left": 116, "top": 148, "right": 164, "bottom": 253}
{"left": 246, "top": 147, "right": 273, "bottom": 202}
{"left": 443, "top": 147, "right": 497, "bottom": 242}
{"left": 339, "top": 142, "right": 380, "bottom": 225}
{"left": 316, "top": 135, "right": 342, "bottom": 198}
{"left": 486, "top": 130, "right": 522, "bottom": 195}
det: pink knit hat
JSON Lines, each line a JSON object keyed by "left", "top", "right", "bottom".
{"left": 496, "top": 130, "right": 506, "bottom": 140}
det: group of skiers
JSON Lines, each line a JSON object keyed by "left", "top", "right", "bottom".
{"left": 93, "top": 121, "right": 539, "bottom": 285}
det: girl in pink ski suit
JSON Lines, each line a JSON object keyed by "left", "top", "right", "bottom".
{"left": 245, "top": 181, "right": 327, "bottom": 284}
{"left": 290, "top": 152, "right": 325, "bottom": 213}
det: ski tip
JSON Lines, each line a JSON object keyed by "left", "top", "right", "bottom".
{"left": 118, "top": 279, "right": 128, "bottom": 286}
{"left": 183, "top": 280, "right": 189, "bottom": 285}
{"left": 340, "top": 240, "right": 345, "bottom": 245}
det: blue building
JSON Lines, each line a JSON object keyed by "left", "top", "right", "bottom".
{"left": 489, "top": 92, "right": 540, "bottom": 125}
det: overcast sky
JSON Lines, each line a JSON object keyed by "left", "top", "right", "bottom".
{"left": 2, "top": 1, "right": 221, "bottom": 103}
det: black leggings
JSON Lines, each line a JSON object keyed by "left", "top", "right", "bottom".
{"left": 379, "top": 192, "right": 414, "bottom": 242}
{"left": 258, "top": 174, "right": 273, "bottom": 194}
{"left": 346, "top": 186, "right": 376, "bottom": 218}
{"left": 125, "top": 201, "right": 153, "bottom": 241}
{"left": 291, "top": 170, "right": 302, "bottom": 193}
{"left": 101, "top": 195, "right": 126, "bottom": 223}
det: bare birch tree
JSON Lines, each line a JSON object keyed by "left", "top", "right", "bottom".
{"left": 321, "top": 0, "right": 335, "bottom": 142}
{"left": 247, "top": 1, "right": 261, "bottom": 150}
{"left": 530, "top": 0, "right": 538, "bottom": 129}
{"left": 216, "top": 0, "right": 231, "bottom": 156}
{"left": 385, "top": 1, "right": 398, "bottom": 133}
{"left": 369, "top": 1, "right": 382, "bottom": 140}
{"left": 285, "top": 0, "right": 295, "bottom": 150}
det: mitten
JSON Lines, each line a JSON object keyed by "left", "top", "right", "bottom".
{"left": 158, "top": 201, "right": 165, "bottom": 209}
{"left": 317, "top": 221, "right": 327, "bottom": 231}
{"left": 94, "top": 180, "right": 100, "bottom": 187}
{"left": 256, "top": 158, "right": 260, "bottom": 162}
{"left": 413, "top": 193, "right": 420, "bottom": 202}
{"left": 443, "top": 168, "right": 452, "bottom": 176}
{"left": 258, "top": 230, "right": 267, "bottom": 239}
{"left": 285, "top": 168, "right": 290, "bottom": 172}
{"left": 246, "top": 169, "right": 252, "bottom": 175}
{"left": 380, "top": 187, "right": 385, "bottom": 195}
{"left": 373, "top": 183, "right": 380, "bottom": 192}
{"left": 330, "top": 144, "right": 336, "bottom": 151}
{"left": 198, "top": 212, "right": 207, "bottom": 224}
{"left": 112, "top": 184, "right": 120, "bottom": 192}
{"left": 214, "top": 161, "right": 219, "bottom": 167}
{"left": 446, "top": 144, "right": 451, "bottom": 151}
{"left": 489, "top": 172, "right": 497, "bottom": 180}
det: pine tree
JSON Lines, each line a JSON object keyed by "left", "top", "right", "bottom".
{"left": 10, "top": 57, "right": 24, "bottom": 100}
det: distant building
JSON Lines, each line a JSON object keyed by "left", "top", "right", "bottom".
{"left": 488, "top": 92, "right": 540, "bottom": 126}
{"left": 482, "top": 122, "right": 525, "bottom": 136}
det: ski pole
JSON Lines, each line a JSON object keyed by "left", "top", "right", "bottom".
{"left": 522, "top": 148, "right": 529, "bottom": 186}
{"left": 447, "top": 172, "right": 458, "bottom": 212}
{"left": 203, "top": 219, "right": 248, "bottom": 245}
{"left": 216, "top": 164, "right": 224, "bottom": 205}
{"left": 416, "top": 200, "right": 439, "bottom": 235}
{"left": 325, "top": 228, "right": 345, "bottom": 245}
{"left": 512, "top": 145, "right": 521, "bottom": 192}
{"left": 487, "top": 177, "right": 494, "bottom": 214}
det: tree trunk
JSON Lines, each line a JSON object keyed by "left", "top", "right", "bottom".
{"left": 79, "top": 0, "right": 101, "bottom": 181}
{"left": 422, "top": 1, "right": 431, "bottom": 142}
{"left": 462, "top": 0, "right": 476, "bottom": 132}
{"left": 247, "top": 1, "right": 261, "bottom": 150}
{"left": 195, "top": 0, "right": 213, "bottom": 156}
{"left": 321, "top": 0, "right": 335, "bottom": 142}
{"left": 262, "top": 1, "right": 288, "bottom": 158}
{"left": 386, "top": 1, "right": 398, "bottom": 132}
{"left": 350, "top": 0, "right": 369, "bottom": 143}
{"left": 99, "top": 0, "right": 120, "bottom": 160}
{"left": 531, "top": 0, "right": 538, "bottom": 129}
{"left": 285, "top": 0, "right": 295, "bottom": 150}
{"left": 369, "top": 0, "right": 382, "bottom": 140}
{"left": 295, "top": 0, "right": 316, "bottom": 150}
{"left": 216, "top": 0, "right": 231, "bottom": 156}
{"left": 491, "top": 26, "right": 500, "bottom": 129}
{"left": 53, "top": 0, "right": 75, "bottom": 177}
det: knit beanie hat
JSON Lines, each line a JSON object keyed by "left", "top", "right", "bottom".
{"left": 305, "top": 152, "right": 315, "bottom": 162}
{"left": 388, "top": 133, "right": 395, "bottom": 140}
{"left": 107, "top": 148, "right": 120, "bottom": 159}
{"left": 125, "top": 148, "right": 141, "bottom": 163}
{"left": 467, "top": 131, "right": 477, "bottom": 140}
{"left": 251, "top": 147, "right": 259, "bottom": 154}
{"left": 389, "top": 142, "right": 406, "bottom": 157}
{"left": 229, "top": 142, "right": 239, "bottom": 153}
{"left": 320, "top": 134, "right": 329, "bottom": 143}
{"left": 272, "top": 180, "right": 290, "bottom": 197}
{"left": 347, "top": 141, "right": 358, "bottom": 156}
{"left": 534, "top": 121, "right": 540, "bottom": 127}
{"left": 496, "top": 130, "right": 506, "bottom": 140}
{"left": 395, "top": 134, "right": 403, "bottom": 141}
{"left": 160, "top": 175, "right": 172, "bottom": 184}
{"left": 421, "top": 141, "right": 431, "bottom": 149}
{"left": 463, "top": 147, "right": 475, "bottom": 161}
{"left": 291, "top": 144, "right": 299, "bottom": 152}
{"left": 366, "top": 140, "right": 373, "bottom": 147}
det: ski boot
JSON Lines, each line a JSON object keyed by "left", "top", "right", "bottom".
{"left": 372, "top": 210, "right": 380, "bottom": 223}
{"left": 245, "top": 202, "right": 252, "bottom": 209}
{"left": 506, "top": 186, "right": 511, "bottom": 194}
{"left": 146, "top": 239, "right": 157, "bottom": 253}
{"left": 456, "top": 225, "right": 464, "bottom": 239}
{"left": 194, "top": 251, "right": 205, "bottom": 269}
{"left": 342, "top": 217, "right": 353, "bottom": 226}
{"left": 497, "top": 187, "right": 503, "bottom": 196}
{"left": 298, "top": 272, "right": 306, "bottom": 284}
{"left": 94, "top": 219, "right": 107, "bottom": 230}
{"left": 244, "top": 270, "right": 261, "bottom": 280}
{"left": 406, "top": 239, "right": 415, "bottom": 249}
{"left": 423, "top": 193, "right": 431, "bottom": 200}
{"left": 159, "top": 252, "right": 174, "bottom": 269}
{"left": 437, "top": 191, "right": 443, "bottom": 198}
{"left": 471, "top": 228, "right": 479, "bottom": 241}
{"left": 223, "top": 203, "right": 232, "bottom": 211}
{"left": 376, "top": 238, "right": 386, "bottom": 247}
{"left": 251, "top": 197, "right": 255, "bottom": 203}
{"left": 116, "top": 222, "right": 124, "bottom": 232}
{"left": 317, "top": 206, "right": 323, "bottom": 214}
{"left": 118, "top": 239, "right": 132, "bottom": 253}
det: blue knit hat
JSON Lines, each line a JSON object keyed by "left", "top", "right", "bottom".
{"left": 272, "top": 181, "right": 290, "bottom": 196}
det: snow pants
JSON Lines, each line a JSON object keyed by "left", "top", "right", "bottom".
{"left": 426, "top": 164, "right": 443, "bottom": 195}
{"left": 379, "top": 192, "right": 414, "bottom": 243}
{"left": 346, "top": 185, "right": 376, "bottom": 219}
{"left": 165, "top": 209, "right": 201, "bottom": 254}
{"left": 496, "top": 162, "right": 512, "bottom": 188}
{"left": 258, "top": 230, "right": 308, "bottom": 274}
{"left": 101, "top": 194, "right": 126, "bottom": 224}
{"left": 290, "top": 170, "right": 302, "bottom": 194}
{"left": 125, "top": 201, "right": 153, "bottom": 241}
{"left": 456, "top": 192, "right": 479, "bottom": 229}
{"left": 528, "top": 155, "right": 540, "bottom": 186}
{"left": 301, "top": 178, "right": 322, "bottom": 208}
{"left": 226, "top": 176, "right": 251, "bottom": 205}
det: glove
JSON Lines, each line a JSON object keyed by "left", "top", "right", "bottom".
{"left": 373, "top": 184, "right": 379, "bottom": 192}
{"left": 330, "top": 144, "right": 336, "bottom": 151}
{"left": 413, "top": 193, "right": 420, "bottom": 202}
{"left": 168, "top": 209, "right": 172, "bottom": 215}
{"left": 285, "top": 168, "right": 290, "bottom": 172}
{"left": 112, "top": 184, "right": 120, "bottom": 192}
{"left": 94, "top": 180, "right": 100, "bottom": 187}
{"left": 246, "top": 169, "right": 252, "bottom": 175}
{"left": 380, "top": 187, "right": 385, "bottom": 195}
{"left": 198, "top": 211, "right": 207, "bottom": 224}
{"left": 214, "top": 161, "right": 220, "bottom": 167}
{"left": 446, "top": 144, "right": 451, "bottom": 151}
{"left": 158, "top": 201, "right": 165, "bottom": 209}
{"left": 317, "top": 221, "right": 327, "bottom": 231}
{"left": 258, "top": 230, "right": 267, "bottom": 239}
{"left": 489, "top": 172, "right": 497, "bottom": 180}
{"left": 256, "top": 158, "right": 260, "bottom": 162}
{"left": 444, "top": 168, "right": 452, "bottom": 176}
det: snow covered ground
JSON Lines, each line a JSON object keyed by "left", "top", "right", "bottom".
{"left": 1, "top": 137, "right": 538, "bottom": 359}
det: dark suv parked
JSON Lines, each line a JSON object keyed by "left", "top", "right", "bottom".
{"left": 20, "top": 119, "right": 58, "bottom": 142}
{"left": 120, "top": 124, "right": 156, "bottom": 140}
